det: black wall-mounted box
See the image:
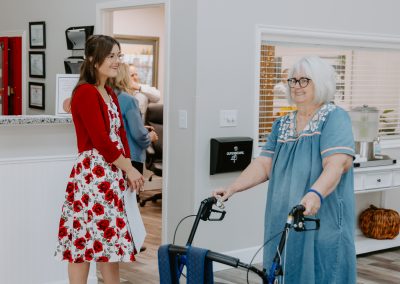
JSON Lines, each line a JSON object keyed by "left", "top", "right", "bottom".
{"left": 210, "top": 137, "right": 253, "bottom": 175}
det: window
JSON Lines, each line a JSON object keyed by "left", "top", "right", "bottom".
{"left": 258, "top": 37, "right": 400, "bottom": 146}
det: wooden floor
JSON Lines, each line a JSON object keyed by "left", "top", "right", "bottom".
{"left": 215, "top": 248, "right": 400, "bottom": 284}
{"left": 98, "top": 189, "right": 162, "bottom": 284}
{"left": 99, "top": 192, "right": 400, "bottom": 283}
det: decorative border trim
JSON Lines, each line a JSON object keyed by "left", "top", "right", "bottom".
{"left": 0, "top": 115, "right": 72, "bottom": 125}
{"left": 277, "top": 132, "right": 321, "bottom": 143}
{"left": 321, "top": 146, "right": 355, "bottom": 155}
{"left": 0, "top": 155, "right": 75, "bottom": 165}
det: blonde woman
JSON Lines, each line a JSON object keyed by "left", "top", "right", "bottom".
{"left": 129, "top": 64, "right": 161, "bottom": 119}
{"left": 113, "top": 63, "right": 158, "bottom": 175}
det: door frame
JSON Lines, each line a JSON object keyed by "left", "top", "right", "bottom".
{"left": 0, "top": 37, "right": 9, "bottom": 115}
{"left": 96, "top": 0, "right": 170, "bottom": 243}
{"left": 0, "top": 30, "right": 26, "bottom": 115}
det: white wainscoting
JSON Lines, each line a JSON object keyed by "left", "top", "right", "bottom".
{"left": 0, "top": 155, "right": 96, "bottom": 284}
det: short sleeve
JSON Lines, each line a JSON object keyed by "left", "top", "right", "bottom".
{"left": 320, "top": 107, "right": 355, "bottom": 159}
{"left": 260, "top": 118, "right": 281, "bottom": 158}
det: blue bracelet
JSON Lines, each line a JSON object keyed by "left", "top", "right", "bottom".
{"left": 308, "top": 189, "right": 324, "bottom": 204}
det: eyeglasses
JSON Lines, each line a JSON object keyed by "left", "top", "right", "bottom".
{"left": 106, "top": 53, "right": 124, "bottom": 62}
{"left": 287, "top": 77, "right": 311, "bottom": 88}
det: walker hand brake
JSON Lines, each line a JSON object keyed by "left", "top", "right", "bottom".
{"left": 292, "top": 208, "right": 320, "bottom": 232}
{"left": 303, "top": 217, "right": 320, "bottom": 230}
{"left": 205, "top": 208, "right": 226, "bottom": 221}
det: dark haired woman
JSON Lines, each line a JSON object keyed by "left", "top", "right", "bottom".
{"left": 54, "top": 35, "right": 144, "bottom": 284}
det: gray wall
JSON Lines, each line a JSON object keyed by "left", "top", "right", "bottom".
{"left": 1, "top": 0, "right": 400, "bottom": 265}
{"left": 192, "top": 0, "right": 400, "bottom": 254}
{"left": 0, "top": 0, "right": 110, "bottom": 115}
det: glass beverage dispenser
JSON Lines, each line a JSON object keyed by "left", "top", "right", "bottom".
{"left": 349, "top": 105, "right": 379, "bottom": 161}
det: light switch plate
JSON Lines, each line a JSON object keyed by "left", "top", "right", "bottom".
{"left": 178, "top": 110, "right": 188, "bottom": 129}
{"left": 220, "top": 109, "right": 238, "bottom": 127}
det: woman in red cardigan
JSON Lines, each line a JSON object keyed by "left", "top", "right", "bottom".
{"left": 54, "top": 35, "right": 144, "bottom": 284}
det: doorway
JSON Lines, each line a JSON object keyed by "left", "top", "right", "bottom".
{"left": 97, "top": 1, "right": 169, "bottom": 282}
{"left": 0, "top": 36, "right": 22, "bottom": 115}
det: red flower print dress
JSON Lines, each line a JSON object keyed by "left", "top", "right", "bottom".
{"left": 54, "top": 99, "right": 137, "bottom": 263}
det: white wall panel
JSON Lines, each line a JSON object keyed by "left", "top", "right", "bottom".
{"left": 0, "top": 156, "right": 93, "bottom": 284}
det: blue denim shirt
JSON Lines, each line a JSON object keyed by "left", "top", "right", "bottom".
{"left": 117, "top": 91, "right": 151, "bottom": 163}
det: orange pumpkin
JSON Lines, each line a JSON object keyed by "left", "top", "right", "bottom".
{"left": 359, "top": 205, "right": 400, "bottom": 239}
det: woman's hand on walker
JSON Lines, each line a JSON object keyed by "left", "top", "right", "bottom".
{"left": 213, "top": 187, "right": 234, "bottom": 202}
{"left": 300, "top": 192, "right": 321, "bottom": 216}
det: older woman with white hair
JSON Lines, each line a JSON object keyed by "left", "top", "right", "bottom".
{"left": 214, "top": 56, "right": 356, "bottom": 283}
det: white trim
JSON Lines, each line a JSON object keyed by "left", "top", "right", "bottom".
{"left": 161, "top": 1, "right": 171, "bottom": 245}
{"left": 213, "top": 246, "right": 263, "bottom": 272}
{"left": 96, "top": 0, "right": 163, "bottom": 10}
{"left": 0, "top": 30, "right": 27, "bottom": 114}
{"left": 0, "top": 154, "right": 75, "bottom": 165}
{"left": 0, "top": 30, "right": 24, "bottom": 37}
{"left": 257, "top": 25, "right": 400, "bottom": 49}
{"left": 96, "top": 0, "right": 166, "bottom": 34}
{"left": 253, "top": 26, "right": 262, "bottom": 157}
{"left": 96, "top": 0, "right": 170, "bottom": 244}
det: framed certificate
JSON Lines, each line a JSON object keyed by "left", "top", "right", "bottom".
{"left": 29, "top": 21, "right": 46, "bottom": 49}
{"left": 29, "top": 82, "right": 45, "bottom": 110}
{"left": 29, "top": 51, "right": 46, "bottom": 78}
{"left": 55, "top": 74, "right": 79, "bottom": 116}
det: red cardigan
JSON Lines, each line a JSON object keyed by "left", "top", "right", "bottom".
{"left": 71, "top": 83, "right": 131, "bottom": 163}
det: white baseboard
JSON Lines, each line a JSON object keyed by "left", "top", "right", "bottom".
{"left": 212, "top": 246, "right": 263, "bottom": 272}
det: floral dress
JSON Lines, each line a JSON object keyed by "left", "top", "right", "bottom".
{"left": 54, "top": 98, "right": 137, "bottom": 263}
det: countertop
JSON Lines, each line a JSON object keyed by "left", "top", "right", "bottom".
{"left": 0, "top": 115, "right": 72, "bottom": 125}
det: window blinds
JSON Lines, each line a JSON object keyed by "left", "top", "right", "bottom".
{"left": 258, "top": 42, "right": 400, "bottom": 146}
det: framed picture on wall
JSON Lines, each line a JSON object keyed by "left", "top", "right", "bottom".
{"left": 29, "top": 21, "right": 46, "bottom": 49}
{"left": 29, "top": 82, "right": 45, "bottom": 110}
{"left": 55, "top": 74, "right": 79, "bottom": 116}
{"left": 114, "top": 35, "right": 159, "bottom": 87}
{"left": 29, "top": 51, "right": 46, "bottom": 78}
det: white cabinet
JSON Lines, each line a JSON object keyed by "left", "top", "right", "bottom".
{"left": 354, "top": 164, "right": 400, "bottom": 254}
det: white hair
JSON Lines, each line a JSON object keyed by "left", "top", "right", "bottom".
{"left": 286, "top": 56, "right": 337, "bottom": 105}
